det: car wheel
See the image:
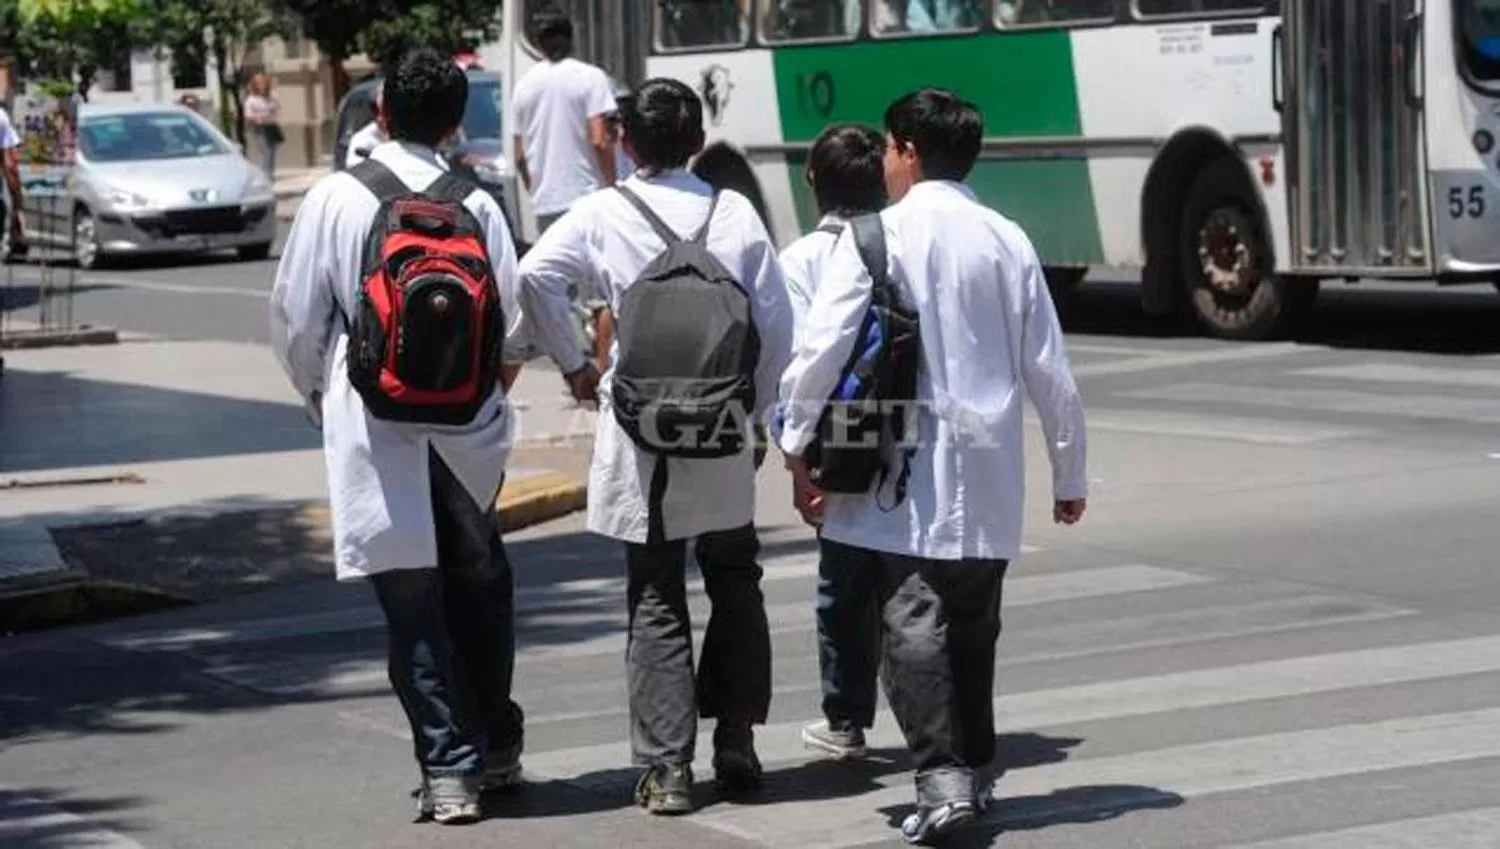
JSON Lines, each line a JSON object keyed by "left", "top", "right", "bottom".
{"left": 237, "top": 242, "right": 273, "bottom": 262}
{"left": 73, "top": 207, "right": 102, "bottom": 270}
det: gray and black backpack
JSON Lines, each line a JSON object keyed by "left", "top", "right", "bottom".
{"left": 609, "top": 185, "right": 760, "bottom": 466}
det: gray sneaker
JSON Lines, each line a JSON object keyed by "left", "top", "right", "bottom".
{"left": 801, "top": 720, "right": 867, "bottom": 760}
{"left": 415, "top": 774, "right": 481, "bottom": 825}
{"left": 634, "top": 762, "right": 694, "bottom": 816}
{"left": 900, "top": 800, "right": 976, "bottom": 845}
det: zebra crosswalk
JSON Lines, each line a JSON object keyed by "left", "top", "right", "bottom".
{"left": 96, "top": 532, "right": 1500, "bottom": 847}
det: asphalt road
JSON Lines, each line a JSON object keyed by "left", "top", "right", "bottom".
{"left": 5, "top": 259, "right": 1500, "bottom": 847}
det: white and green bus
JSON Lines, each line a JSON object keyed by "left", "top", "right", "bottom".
{"left": 492, "top": 1, "right": 1500, "bottom": 340}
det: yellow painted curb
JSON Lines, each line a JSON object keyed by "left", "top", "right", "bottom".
{"left": 495, "top": 472, "right": 588, "bottom": 532}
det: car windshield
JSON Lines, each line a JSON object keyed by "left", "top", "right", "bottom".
{"left": 462, "top": 81, "right": 503, "bottom": 140}
{"left": 1458, "top": 0, "right": 1500, "bottom": 81}
{"left": 79, "top": 112, "right": 228, "bottom": 162}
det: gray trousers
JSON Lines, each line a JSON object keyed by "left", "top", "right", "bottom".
{"left": 833, "top": 542, "right": 1008, "bottom": 807}
{"left": 624, "top": 524, "right": 772, "bottom": 766}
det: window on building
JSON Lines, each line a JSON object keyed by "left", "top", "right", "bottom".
{"left": 871, "top": 0, "right": 984, "bottom": 35}
{"left": 96, "top": 51, "right": 134, "bottom": 92}
{"left": 656, "top": 0, "right": 750, "bottom": 50}
{"left": 763, "top": 1, "right": 863, "bottom": 42}
{"left": 171, "top": 43, "right": 208, "bottom": 90}
{"left": 283, "top": 23, "right": 306, "bottom": 60}
{"left": 995, "top": 0, "right": 1117, "bottom": 27}
{"left": 1135, "top": 0, "right": 1266, "bottom": 17}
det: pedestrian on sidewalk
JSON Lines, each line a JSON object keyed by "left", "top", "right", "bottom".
{"left": 268, "top": 49, "right": 532, "bottom": 826}
{"left": 516, "top": 78, "right": 795, "bottom": 816}
{"left": 773, "top": 123, "right": 890, "bottom": 763}
{"left": 244, "top": 72, "right": 284, "bottom": 180}
{"left": 776, "top": 88, "right": 1089, "bottom": 845}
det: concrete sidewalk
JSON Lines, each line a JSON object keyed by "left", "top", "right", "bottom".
{"left": 273, "top": 166, "right": 327, "bottom": 221}
{"left": 0, "top": 338, "right": 594, "bottom": 626}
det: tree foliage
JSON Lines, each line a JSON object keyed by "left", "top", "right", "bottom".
{"left": 12, "top": 0, "right": 142, "bottom": 98}
{"left": 359, "top": 1, "right": 502, "bottom": 76}
{"left": 136, "top": 0, "right": 283, "bottom": 141}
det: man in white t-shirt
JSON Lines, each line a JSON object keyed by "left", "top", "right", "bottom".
{"left": 0, "top": 103, "right": 25, "bottom": 258}
{"left": 345, "top": 84, "right": 386, "bottom": 170}
{"left": 510, "top": 9, "right": 617, "bottom": 235}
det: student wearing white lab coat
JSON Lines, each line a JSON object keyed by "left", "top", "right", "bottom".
{"left": 775, "top": 123, "right": 890, "bottom": 764}
{"left": 517, "top": 78, "right": 795, "bottom": 816}
{"left": 511, "top": 9, "right": 617, "bottom": 236}
{"left": 777, "top": 88, "right": 1089, "bottom": 845}
{"left": 268, "top": 51, "right": 530, "bottom": 826}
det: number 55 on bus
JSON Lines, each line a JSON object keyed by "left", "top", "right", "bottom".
{"left": 495, "top": 1, "right": 1500, "bottom": 341}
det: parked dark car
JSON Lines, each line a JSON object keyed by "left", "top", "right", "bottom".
{"left": 333, "top": 69, "right": 525, "bottom": 252}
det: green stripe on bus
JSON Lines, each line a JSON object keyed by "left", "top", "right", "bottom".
{"left": 772, "top": 31, "right": 1104, "bottom": 263}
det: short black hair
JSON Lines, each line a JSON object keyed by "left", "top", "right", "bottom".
{"left": 622, "top": 78, "right": 704, "bottom": 171}
{"left": 807, "top": 124, "right": 887, "bottom": 217}
{"left": 883, "top": 88, "right": 983, "bottom": 182}
{"left": 385, "top": 49, "right": 468, "bottom": 147}
{"left": 531, "top": 8, "right": 573, "bottom": 61}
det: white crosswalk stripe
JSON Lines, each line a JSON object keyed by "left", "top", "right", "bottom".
{"left": 1228, "top": 807, "right": 1500, "bottom": 848}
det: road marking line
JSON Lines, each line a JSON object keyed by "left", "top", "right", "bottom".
{"left": 1044, "top": 409, "right": 1367, "bottom": 445}
{"left": 1228, "top": 806, "right": 1500, "bottom": 848}
{"left": 699, "top": 706, "right": 1500, "bottom": 847}
{"left": 1126, "top": 382, "right": 1500, "bottom": 425}
{"left": 1295, "top": 363, "right": 1500, "bottom": 391}
{"left": 1071, "top": 342, "right": 1310, "bottom": 378}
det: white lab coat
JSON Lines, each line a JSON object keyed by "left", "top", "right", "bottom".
{"left": 517, "top": 169, "right": 795, "bottom": 543}
{"left": 778, "top": 180, "right": 1088, "bottom": 562}
{"left": 778, "top": 213, "right": 847, "bottom": 348}
{"left": 269, "top": 141, "right": 527, "bottom": 580}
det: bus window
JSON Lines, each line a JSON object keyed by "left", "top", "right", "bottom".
{"left": 1458, "top": 0, "right": 1500, "bottom": 83}
{"left": 995, "top": 0, "right": 1116, "bottom": 27}
{"left": 872, "top": 0, "right": 983, "bottom": 35}
{"left": 1134, "top": 0, "right": 1265, "bottom": 17}
{"left": 657, "top": 0, "right": 751, "bottom": 49}
{"left": 763, "top": 1, "right": 863, "bottom": 42}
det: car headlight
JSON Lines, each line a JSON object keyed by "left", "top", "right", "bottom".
{"left": 243, "top": 172, "right": 274, "bottom": 203}
{"left": 107, "top": 187, "right": 152, "bottom": 209}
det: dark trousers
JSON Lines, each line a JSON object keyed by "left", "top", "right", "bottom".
{"left": 816, "top": 536, "right": 882, "bottom": 730}
{"left": 624, "top": 524, "right": 771, "bottom": 766}
{"left": 369, "top": 450, "right": 524, "bottom": 778}
{"left": 832, "top": 542, "right": 1007, "bottom": 806}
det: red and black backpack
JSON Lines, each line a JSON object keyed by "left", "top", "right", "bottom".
{"left": 339, "top": 159, "right": 505, "bottom": 426}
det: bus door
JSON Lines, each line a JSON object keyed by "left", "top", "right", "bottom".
{"left": 1282, "top": 0, "right": 1431, "bottom": 274}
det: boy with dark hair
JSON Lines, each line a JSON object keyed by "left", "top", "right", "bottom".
{"left": 516, "top": 77, "right": 795, "bottom": 817}
{"left": 270, "top": 49, "right": 531, "bottom": 827}
{"left": 776, "top": 123, "right": 889, "bottom": 762}
{"left": 778, "top": 87, "right": 1089, "bottom": 844}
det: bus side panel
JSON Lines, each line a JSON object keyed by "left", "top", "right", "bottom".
{"left": 1071, "top": 19, "right": 1290, "bottom": 272}
{"left": 768, "top": 34, "right": 1104, "bottom": 266}
{"left": 644, "top": 51, "right": 803, "bottom": 245}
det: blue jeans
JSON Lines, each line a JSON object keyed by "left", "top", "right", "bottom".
{"left": 815, "top": 536, "right": 882, "bottom": 731}
{"left": 254, "top": 125, "right": 278, "bottom": 180}
{"left": 369, "top": 450, "right": 524, "bottom": 778}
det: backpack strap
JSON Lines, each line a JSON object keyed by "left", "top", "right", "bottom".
{"left": 615, "top": 184, "right": 682, "bottom": 245}
{"left": 690, "top": 192, "right": 721, "bottom": 245}
{"left": 349, "top": 158, "right": 409, "bottom": 203}
{"left": 425, "top": 170, "right": 478, "bottom": 204}
{"left": 849, "top": 213, "right": 890, "bottom": 297}
{"left": 815, "top": 221, "right": 844, "bottom": 237}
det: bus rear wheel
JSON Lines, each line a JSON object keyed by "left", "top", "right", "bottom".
{"left": 1179, "top": 158, "right": 1316, "bottom": 340}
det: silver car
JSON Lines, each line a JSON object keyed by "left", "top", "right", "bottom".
{"left": 18, "top": 102, "right": 277, "bottom": 268}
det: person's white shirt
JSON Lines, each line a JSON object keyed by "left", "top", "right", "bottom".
{"left": 268, "top": 141, "right": 528, "bottom": 579}
{"left": 777, "top": 213, "right": 849, "bottom": 348}
{"left": 0, "top": 106, "right": 20, "bottom": 151}
{"left": 344, "top": 120, "right": 384, "bottom": 169}
{"left": 778, "top": 179, "right": 1088, "bottom": 562}
{"left": 517, "top": 170, "right": 795, "bottom": 543}
{"left": 511, "top": 57, "right": 616, "bottom": 216}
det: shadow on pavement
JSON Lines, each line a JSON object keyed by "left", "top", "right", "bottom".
{"left": 1061, "top": 279, "right": 1500, "bottom": 355}
{"left": 0, "top": 368, "right": 317, "bottom": 473}
{"left": 0, "top": 787, "right": 149, "bottom": 849}
{"left": 0, "top": 282, "right": 115, "bottom": 317}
